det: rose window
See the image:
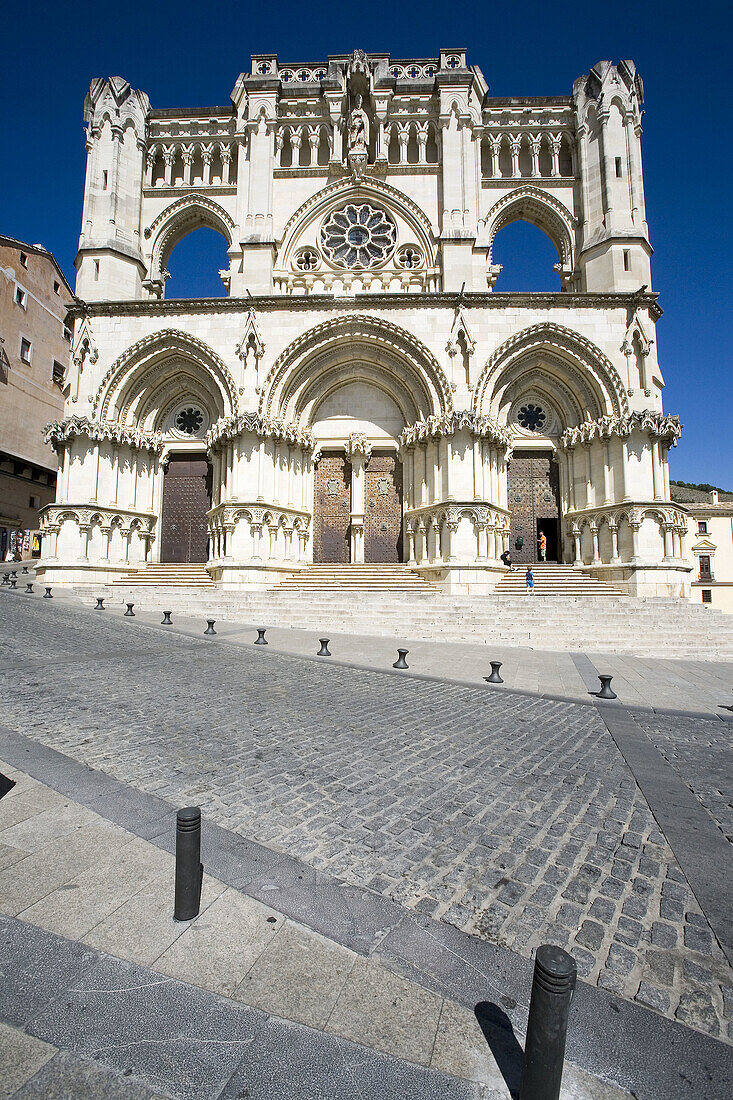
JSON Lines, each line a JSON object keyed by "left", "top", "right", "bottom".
{"left": 517, "top": 403, "right": 547, "bottom": 432}
{"left": 175, "top": 406, "right": 205, "bottom": 435}
{"left": 320, "top": 204, "right": 396, "bottom": 269}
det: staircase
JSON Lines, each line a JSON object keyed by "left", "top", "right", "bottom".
{"left": 495, "top": 563, "right": 625, "bottom": 597}
{"left": 110, "top": 563, "right": 216, "bottom": 588}
{"left": 276, "top": 564, "right": 438, "bottom": 592}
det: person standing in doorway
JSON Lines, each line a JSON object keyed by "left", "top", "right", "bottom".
{"left": 538, "top": 531, "right": 547, "bottom": 561}
{"left": 525, "top": 566, "right": 535, "bottom": 594}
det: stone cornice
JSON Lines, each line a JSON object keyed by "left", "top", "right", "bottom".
{"left": 560, "top": 411, "right": 682, "bottom": 449}
{"left": 207, "top": 413, "right": 313, "bottom": 451}
{"left": 43, "top": 417, "right": 164, "bottom": 454}
{"left": 400, "top": 411, "right": 511, "bottom": 448}
{"left": 65, "top": 290, "right": 664, "bottom": 322}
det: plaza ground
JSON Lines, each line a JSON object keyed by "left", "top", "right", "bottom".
{"left": 0, "top": 586, "right": 731, "bottom": 1098}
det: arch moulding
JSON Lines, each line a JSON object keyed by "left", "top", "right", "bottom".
{"left": 481, "top": 186, "right": 576, "bottom": 268}
{"left": 259, "top": 314, "right": 454, "bottom": 425}
{"left": 145, "top": 195, "right": 236, "bottom": 282}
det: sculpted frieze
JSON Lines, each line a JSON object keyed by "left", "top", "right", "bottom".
{"left": 44, "top": 417, "right": 164, "bottom": 453}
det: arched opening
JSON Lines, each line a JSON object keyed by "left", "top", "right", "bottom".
{"left": 492, "top": 221, "right": 561, "bottom": 291}
{"left": 164, "top": 227, "right": 229, "bottom": 299}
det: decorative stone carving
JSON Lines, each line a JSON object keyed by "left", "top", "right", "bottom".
{"left": 206, "top": 413, "right": 313, "bottom": 452}
{"left": 400, "top": 411, "right": 511, "bottom": 448}
{"left": 345, "top": 432, "right": 372, "bottom": 462}
{"left": 559, "top": 411, "right": 682, "bottom": 449}
{"left": 44, "top": 416, "right": 164, "bottom": 454}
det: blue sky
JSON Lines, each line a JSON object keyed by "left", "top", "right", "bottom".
{"left": 3, "top": 0, "right": 731, "bottom": 486}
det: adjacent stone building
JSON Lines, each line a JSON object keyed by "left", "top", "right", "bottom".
{"left": 671, "top": 484, "right": 733, "bottom": 612}
{"left": 0, "top": 236, "right": 71, "bottom": 557}
{"left": 39, "top": 50, "right": 690, "bottom": 596}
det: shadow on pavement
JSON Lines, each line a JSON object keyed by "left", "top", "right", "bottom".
{"left": 475, "top": 1000, "right": 524, "bottom": 1098}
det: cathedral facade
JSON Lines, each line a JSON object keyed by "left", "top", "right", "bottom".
{"left": 39, "top": 49, "right": 690, "bottom": 596}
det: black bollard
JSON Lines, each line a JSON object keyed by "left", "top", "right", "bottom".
{"left": 22, "top": 566, "right": 29, "bottom": 575}
{"left": 204, "top": 619, "right": 216, "bottom": 635}
{"left": 254, "top": 627, "right": 268, "bottom": 645}
{"left": 161, "top": 610, "right": 172, "bottom": 625}
{"left": 9, "top": 579, "right": 17, "bottom": 589}
{"left": 1, "top": 574, "right": 8, "bottom": 585}
{"left": 94, "top": 597, "right": 105, "bottom": 610}
{"left": 317, "top": 638, "right": 331, "bottom": 657}
{"left": 597, "top": 674, "right": 617, "bottom": 700}
{"left": 10, "top": 571, "right": 17, "bottom": 578}
{"left": 25, "top": 583, "right": 33, "bottom": 594}
{"left": 174, "top": 806, "right": 203, "bottom": 921}
{"left": 43, "top": 587, "right": 53, "bottom": 598}
{"left": 519, "top": 945, "right": 577, "bottom": 1100}
{"left": 485, "top": 661, "right": 504, "bottom": 684}
{"left": 124, "top": 603, "right": 135, "bottom": 617}
{"left": 393, "top": 648, "right": 409, "bottom": 669}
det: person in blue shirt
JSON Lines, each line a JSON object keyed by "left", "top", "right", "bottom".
{"left": 525, "top": 567, "right": 534, "bottom": 594}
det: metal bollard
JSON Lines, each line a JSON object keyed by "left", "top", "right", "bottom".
{"left": 9, "top": 579, "right": 17, "bottom": 589}
{"left": 43, "top": 587, "right": 53, "bottom": 598}
{"left": 22, "top": 566, "right": 29, "bottom": 574}
{"left": 174, "top": 806, "right": 203, "bottom": 921}
{"left": 519, "top": 945, "right": 577, "bottom": 1100}
{"left": 204, "top": 619, "right": 216, "bottom": 635}
{"left": 94, "top": 597, "right": 105, "bottom": 610}
{"left": 161, "top": 610, "right": 172, "bottom": 625}
{"left": 393, "top": 648, "right": 409, "bottom": 669}
{"left": 597, "top": 675, "right": 617, "bottom": 700}
{"left": 317, "top": 638, "right": 331, "bottom": 657}
{"left": 485, "top": 661, "right": 504, "bottom": 684}
{"left": 254, "top": 627, "right": 268, "bottom": 645}
{"left": 10, "top": 570, "right": 17, "bottom": 578}
{"left": 25, "top": 583, "right": 33, "bottom": 594}
{"left": 1, "top": 574, "right": 8, "bottom": 585}
{"left": 124, "top": 603, "right": 135, "bottom": 617}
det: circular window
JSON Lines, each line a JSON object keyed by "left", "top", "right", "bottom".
{"left": 517, "top": 403, "right": 547, "bottom": 432}
{"left": 174, "top": 406, "right": 205, "bottom": 436}
{"left": 320, "top": 204, "right": 396, "bottom": 269}
{"left": 396, "top": 245, "right": 423, "bottom": 270}
{"left": 295, "top": 247, "right": 320, "bottom": 272}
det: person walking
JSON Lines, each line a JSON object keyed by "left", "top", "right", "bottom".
{"left": 538, "top": 531, "right": 547, "bottom": 561}
{"left": 525, "top": 566, "right": 535, "bottom": 594}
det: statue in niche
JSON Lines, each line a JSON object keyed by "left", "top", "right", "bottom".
{"left": 348, "top": 95, "right": 369, "bottom": 156}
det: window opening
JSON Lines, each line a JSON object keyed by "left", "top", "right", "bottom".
{"left": 623, "top": 250, "right": 630, "bottom": 272}
{"left": 15, "top": 287, "right": 27, "bottom": 308}
{"left": 697, "top": 521, "right": 708, "bottom": 534}
{"left": 53, "top": 281, "right": 60, "bottom": 295}
{"left": 615, "top": 157, "right": 623, "bottom": 178}
{"left": 702, "top": 589, "right": 712, "bottom": 604}
{"left": 103, "top": 170, "right": 108, "bottom": 189}
{"left": 698, "top": 555, "right": 712, "bottom": 580}
{"left": 53, "top": 361, "right": 66, "bottom": 389}
{"left": 492, "top": 220, "right": 561, "bottom": 291}
{"left": 20, "top": 338, "right": 32, "bottom": 363}
{"left": 164, "top": 226, "right": 230, "bottom": 299}
{"left": 19, "top": 252, "right": 28, "bottom": 268}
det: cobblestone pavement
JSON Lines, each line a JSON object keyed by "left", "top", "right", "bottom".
{"left": 1, "top": 594, "right": 731, "bottom": 1043}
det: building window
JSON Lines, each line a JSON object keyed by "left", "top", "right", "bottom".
{"left": 94, "top": 260, "right": 100, "bottom": 281}
{"left": 14, "top": 286, "right": 27, "bottom": 308}
{"left": 19, "top": 251, "right": 28, "bottom": 268}
{"left": 19, "top": 338, "right": 32, "bottom": 363}
{"left": 52, "top": 361, "right": 66, "bottom": 389}
{"left": 517, "top": 403, "right": 547, "bottom": 432}
{"left": 702, "top": 589, "right": 712, "bottom": 604}
{"left": 29, "top": 494, "right": 40, "bottom": 509}
{"left": 53, "top": 280, "right": 60, "bottom": 295}
{"left": 62, "top": 326, "right": 71, "bottom": 341}
{"left": 698, "top": 554, "right": 712, "bottom": 580}
{"left": 102, "top": 170, "right": 108, "bottom": 189}
{"left": 623, "top": 250, "right": 631, "bottom": 271}
{"left": 697, "top": 521, "right": 708, "bottom": 534}
{"left": 615, "top": 157, "right": 623, "bottom": 178}
{"left": 320, "top": 204, "right": 396, "bottom": 269}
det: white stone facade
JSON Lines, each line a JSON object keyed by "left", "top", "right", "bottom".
{"left": 39, "top": 50, "right": 690, "bottom": 597}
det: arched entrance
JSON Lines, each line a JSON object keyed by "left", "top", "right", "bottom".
{"left": 312, "top": 449, "right": 403, "bottom": 563}
{"left": 160, "top": 453, "right": 212, "bottom": 563}
{"left": 507, "top": 449, "right": 561, "bottom": 563}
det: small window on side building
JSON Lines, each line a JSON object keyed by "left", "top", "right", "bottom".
{"left": 20, "top": 337, "right": 32, "bottom": 363}
{"left": 29, "top": 494, "right": 40, "bottom": 510}
{"left": 52, "top": 361, "right": 66, "bottom": 389}
{"left": 702, "top": 589, "right": 712, "bottom": 604}
{"left": 698, "top": 521, "right": 708, "bottom": 534}
{"left": 19, "top": 251, "right": 28, "bottom": 268}
{"left": 615, "top": 157, "right": 623, "bottom": 177}
{"left": 53, "top": 280, "right": 60, "bottom": 295}
{"left": 15, "top": 286, "right": 27, "bottom": 308}
{"left": 623, "top": 250, "right": 631, "bottom": 272}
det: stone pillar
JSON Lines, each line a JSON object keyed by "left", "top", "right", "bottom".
{"left": 550, "top": 134, "right": 561, "bottom": 178}
{"left": 405, "top": 526, "right": 414, "bottom": 564}
{"left": 472, "top": 437, "right": 481, "bottom": 500}
{"left": 349, "top": 451, "right": 366, "bottom": 564}
{"left": 609, "top": 523, "right": 620, "bottom": 563}
{"left": 590, "top": 524, "right": 601, "bottom": 565}
{"left": 257, "top": 439, "right": 265, "bottom": 501}
{"left": 251, "top": 522, "right": 262, "bottom": 562}
{"left": 572, "top": 529, "right": 582, "bottom": 566}
{"left": 509, "top": 135, "right": 521, "bottom": 177}
{"left": 630, "top": 521, "right": 641, "bottom": 561}
{"left": 602, "top": 440, "right": 612, "bottom": 504}
{"left": 529, "top": 135, "right": 541, "bottom": 177}
{"left": 663, "top": 524, "right": 674, "bottom": 562}
{"left": 585, "top": 444, "right": 593, "bottom": 509}
{"left": 651, "top": 438, "right": 662, "bottom": 500}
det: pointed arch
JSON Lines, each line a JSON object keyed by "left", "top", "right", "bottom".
{"left": 260, "top": 314, "right": 453, "bottom": 428}
{"left": 472, "top": 323, "right": 628, "bottom": 428}
{"left": 93, "top": 329, "right": 238, "bottom": 429}
{"left": 144, "top": 195, "right": 236, "bottom": 285}
{"left": 481, "top": 187, "right": 576, "bottom": 270}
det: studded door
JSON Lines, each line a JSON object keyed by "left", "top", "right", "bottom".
{"left": 160, "top": 454, "right": 211, "bottom": 563}
{"left": 313, "top": 452, "right": 351, "bottom": 563}
{"left": 507, "top": 450, "right": 560, "bottom": 563}
{"left": 364, "top": 453, "right": 403, "bottom": 563}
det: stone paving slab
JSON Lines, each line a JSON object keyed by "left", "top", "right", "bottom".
{"left": 0, "top": 757, "right": 730, "bottom": 1098}
{"left": 0, "top": 594, "right": 731, "bottom": 1045}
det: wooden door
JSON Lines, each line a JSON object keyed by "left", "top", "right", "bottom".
{"left": 160, "top": 454, "right": 211, "bottom": 563}
{"left": 313, "top": 452, "right": 351, "bottom": 563}
{"left": 507, "top": 450, "right": 560, "bottom": 563}
{"left": 364, "top": 453, "right": 403, "bottom": 563}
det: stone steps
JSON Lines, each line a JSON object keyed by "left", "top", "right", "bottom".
{"left": 494, "top": 563, "right": 625, "bottom": 597}
{"left": 110, "top": 564, "right": 216, "bottom": 588}
{"left": 66, "top": 582, "right": 733, "bottom": 658}
{"left": 276, "top": 564, "right": 438, "bottom": 591}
